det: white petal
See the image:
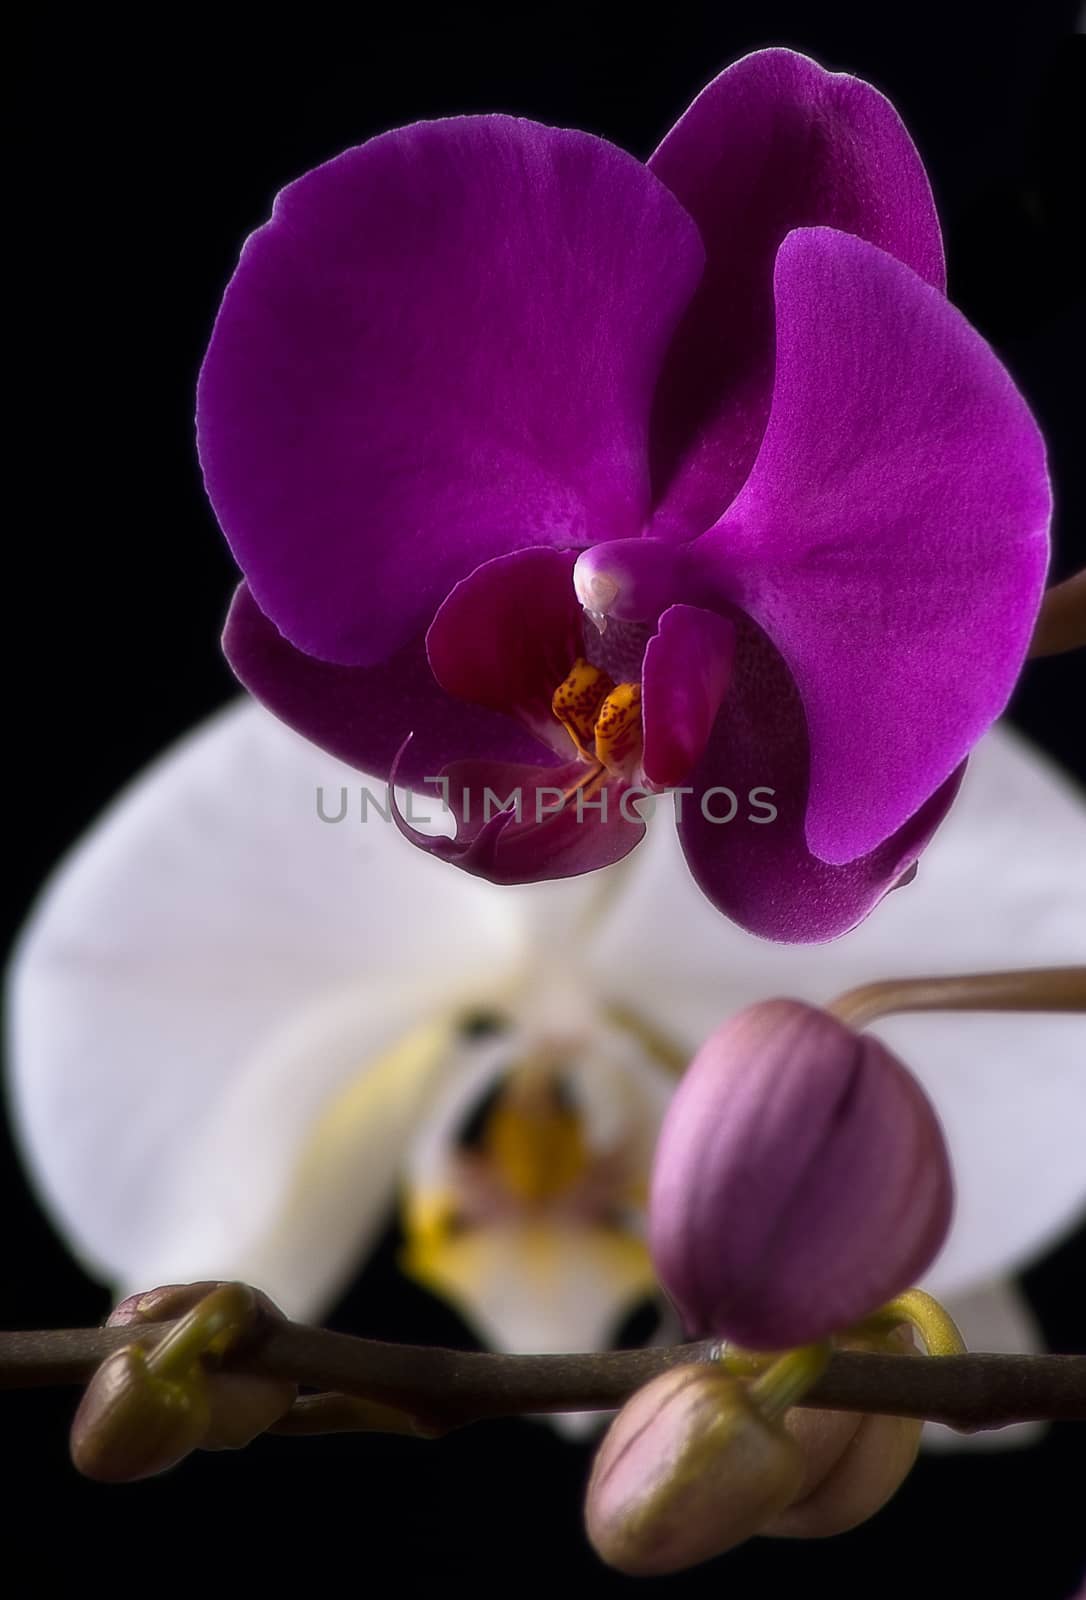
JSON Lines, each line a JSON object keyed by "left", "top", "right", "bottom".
{"left": 590, "top": 724, "right": 1086, "bottom": 1294}
{"left": 922, "top": 1280, "right": 1046, "bottom": 1451}
{"left": 6, "top": 702, "right": 568, "bottom": 1305}
{"left": 546, "top": 1409, "right": 611, "bottom": 1442}
{"left": 123, "top": 1006, "right": 464, "bottom": 1319}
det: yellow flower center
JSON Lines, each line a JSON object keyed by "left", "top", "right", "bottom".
{"left": 483, "top": 1071, "right": 588, "bottom": 1204}
{"left": 551, "top": 657, "right": 643, "bottom": 780}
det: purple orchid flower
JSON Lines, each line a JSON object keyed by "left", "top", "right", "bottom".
{"left": 198, "top": 48, "right": 1050, "bottom": 942}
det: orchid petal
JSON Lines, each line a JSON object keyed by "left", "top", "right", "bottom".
{"left": 405, "top": 1224, "right": 656, "bottom": 1357}
{"left": 198, "top": 117, "right": 704, "bottom": 667}
{"left": 224, "top": 583, "right": 547, "bottom": 787}
{"left": 588, "top": 722, "right": 1086, "bottom": 1296}
{"left": 426, "top": 547, "right": 584, "bottom": 753}
{"left": 676, "top": 619, "right": 963, "bottom": 942}
{"left": 695, "top": 227, "right": 1049, "bottom": 864}
{"left": 392, "top": 754, "right": 646, "bottom": 885}
{"left": 648, "top": 47, "right": 944, "bottom": 536}
{"left": 641, "top": 604, "right": 735, "bottom": 790}
{"left": 6, "top": 702, "right": 603, "bottom": 1313}
{"left": 140, "top": 1009, "right": 461, "bottom": 1318}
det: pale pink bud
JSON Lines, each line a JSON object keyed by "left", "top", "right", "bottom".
{"left": 585, "top": 1365, "right": 804, "bottom": 1575}
{"left": 649, "top": 1001, "right": 953, "bottom": 1348}
{"left": 767, "top": 1410, "right": 921, "bottom": 1537}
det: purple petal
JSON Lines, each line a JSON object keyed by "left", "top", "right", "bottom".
{"left": 223, "top": 583, "right": 546, "bottom": 787}
{"left": 676, "top": 620, "right": 964, "bottom": 943}
{"left": 199, "top": 117, "right": 704, "bottom": 668}
{"left": 649, "top": 999, "right": 954, "bottom": 1349}
{"left": 648, "top": 48, "right": 944, "bottom": 537}
{"left": 641, "top": 605, "right": 735, "bottom": 789}
{"left": 426, "top": 548, "right": 584, "bottom": 754}
{"left": 392, "top": 753, "right": 645, "bottom": 885}
{"left": 693, "top": 228, "right": 1049, "bottom": 865}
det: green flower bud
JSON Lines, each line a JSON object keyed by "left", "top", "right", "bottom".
{"left": 107, "top": 1280, "right": 295, "bottom": 1450}
{"left": 70, "top": 1345, "right": 212, "bottom": 1483}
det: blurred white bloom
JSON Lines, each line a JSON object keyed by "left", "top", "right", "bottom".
{"left": 6, "top": 703, "right": 1086, "bottom": 1450}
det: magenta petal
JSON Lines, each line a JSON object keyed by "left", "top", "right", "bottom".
{"left": 641, "top": 605, "right": 735, "bottom": 789}
{"left": 676, "top": 622, "right": 964, "bottom": 943}
{"left": 426, "top": 548, "right": 583, "bottom": 753}
{"left": 648, "top": 48, "right": 944, "bottom": 537}
{"left": 392, "top": 754, "right": 645, "bottom": 885}
{"left": 223, "top": 584, "right": 546, "bottom": 787}
{"left": 198, "top": 117, "right": 704, "bottom": 668}
{"left": 693, "top": 228, "right": 1049, "bottom": 865}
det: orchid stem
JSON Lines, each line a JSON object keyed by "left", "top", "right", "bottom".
{"left": 827, "top": 966, "right": 1086, "bottom": 1031}
{"left": 1028, "top": 568, "right": 1086, "bottom": 657}
{"left": 1, "top": 1315, "right": 1084, "bottom": 1434}
{"left": 849, "top": 1290, "right": 967, "bottom": 1358}
{"left": 269, "top": 1392, "right": 440, "bottom": 1438}
{"left": 748, "top": 1344, "right": 831, "bottom": 1420}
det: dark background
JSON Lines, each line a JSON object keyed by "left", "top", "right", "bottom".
{"left": 7, "top": 5, "right": 1084, "bottom": 1592}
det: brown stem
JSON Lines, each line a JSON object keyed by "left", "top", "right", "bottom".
{"left": 2, "top": 1318, "right": 1084, "bottom": 1435}
{"left": 827, "top": 966, "right": 1086, "bottom": 1031}
{"left": 1028, "top": 569, "right": 1086, "bottom": 658}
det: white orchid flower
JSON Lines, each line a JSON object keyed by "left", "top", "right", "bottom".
{"left": 6, "top": 702, "right": 1086, "bottom": 1453}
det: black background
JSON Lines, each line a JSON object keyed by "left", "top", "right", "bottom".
{"left": 7, "top": 5, "right": 1085, "bottom": 1592}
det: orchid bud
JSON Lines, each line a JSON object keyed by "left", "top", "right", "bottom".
{"left": 100, "top": 1281, "right": 295, "bottom": 1461}
{"left": 70, "top": 1344, "right": 213, "bottom": 1482}
{"left": 585, "top": 1365, "right": 804, "bottom": 1576}
{"left": 649, "top": 1000, "right": 953, "bottom": 1348}
{"left": 768, "top": 1411, "right": 922, "bottom": 1537}
{"left": 769, "top": 1326, "right": 920, "bottom": 1536}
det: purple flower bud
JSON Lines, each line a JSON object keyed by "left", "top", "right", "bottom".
{"left": 649, "top": 1000, "right": 953, "bottom": 1348}
{"left": 585, "top": 1364, "right": 804, "bottom": 1575}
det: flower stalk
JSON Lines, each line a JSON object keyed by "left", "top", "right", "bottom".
{"left": 2, "top": 1314, "right": 1084, "bottom": 1435}
{"left": 746, "top": 1344, "right": 832, "bottom": 1419}
{"left": 1029, "top": 569, "right": 1086, "bottom": 657}
{"left": 827, "top": 965, "right": 1086, "bottom": 1031}
{"left": 847, "top": 1290, "right": 966, "bottom": 1358}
